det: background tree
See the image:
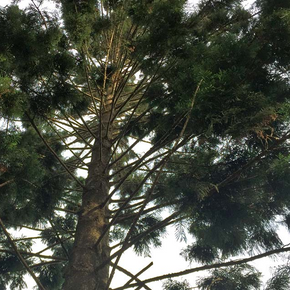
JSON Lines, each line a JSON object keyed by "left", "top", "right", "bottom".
{"left": 1, "top": 0, "right": 290, "bottom": 289}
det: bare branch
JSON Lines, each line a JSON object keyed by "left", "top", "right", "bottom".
{"left": 111, "top": 262, "right": 153, "bottom": 290}
{"left": 0, "top": 179, "right": 14, "bottom": 188}
{"left": 0, "top": 248, "right": 67, "bottom": 261}
{"left": 113, "top": 246, "right": 290, "bottom": 289}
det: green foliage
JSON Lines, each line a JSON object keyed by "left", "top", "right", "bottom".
{"left": 163, "top": 279, "right": 191, "bottom": 290}
{"left": 112, "top": 214, "right": 165, "bottom": 256}
{"left": 265, "top": 264, "right": 290, "bottom": 290}
{"left": 0, "top": 236, "right": 33, "bottom": 290}
{"left": 60, "top": 0, "right": 97, "bottom": 45}
{"left": 0, "top": 5, "right": 61, "bottom": 87}
{"left": 131, "top": 214, "right": 165, "bottom": 256}
{"left": 197, "top": 264, "right": 261, "bottom": 290}
{"left": 0, "top": 4, "right": 89, "bottom": 118}
{"left": 136, "top": 0, "right": 290, "bottom": 145}
{"left": 181, "top": 244, "right": 218, "bottom": 264}
{"left": 0, "top": 128, "right": 70, "bottom": 225}
{"left": 157, "top": 137, "right": 290, "bottom": 261}
{"left": 131, "top": 0, "right": 186, "bottom": 57}
{"left": 37, "top": 264, "right": 65, "bottom": 290}
{"left": 118, "top": 173, "right": 146, "bottom": 198}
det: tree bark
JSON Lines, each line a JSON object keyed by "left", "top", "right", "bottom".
{"left": 63, "top": 93, "right": 114, "bottom": 290}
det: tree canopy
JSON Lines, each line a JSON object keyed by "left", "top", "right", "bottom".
{"left": 1, "top": 0, "right": 290, "bottom": 289}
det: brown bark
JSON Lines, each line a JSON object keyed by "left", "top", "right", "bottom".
{"left": 63, "top": 94, "right": 114, "bottom": 290}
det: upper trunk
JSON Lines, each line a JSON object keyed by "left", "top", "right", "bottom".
{"left": 63, "top": 94, "right": 115, "bottom": 290}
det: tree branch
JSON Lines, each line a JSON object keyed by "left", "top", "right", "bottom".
{"left": 112, "top": 246, "right": 290, "bottom": 289}
{"left": 0, "top": 248, "right": 67, "bottom": 261}
{"left": 0, "top": 218, "right": 47, "bottom": 290}
{"left": 0, "top": 179, "right": 14, "bottom": 188}
{"left": 26, "top": 113, "right": 85, "bottom": 189}
{"left": 110, "top": 262, "right": 153, "bottom": 290}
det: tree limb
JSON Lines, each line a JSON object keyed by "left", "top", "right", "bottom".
{"left": 110, "top": 262, "right": 153, "bottom": 290}
{"left": 113, "top": 246, "right": 290, "bottom": 289}
{"left": 0, "top": 218, "right": 47, "bottom": 290}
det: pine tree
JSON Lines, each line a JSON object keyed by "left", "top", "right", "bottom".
{"left": 1, "top": 0, "right": 290, "bottom": 289}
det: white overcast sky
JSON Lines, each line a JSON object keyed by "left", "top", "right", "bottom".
{"left": 1, "top": 0, "right": 289, "bottom": 290}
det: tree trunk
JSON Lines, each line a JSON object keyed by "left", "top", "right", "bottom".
{"left": 63, "top": 94, "right": 114, "bottom": 290}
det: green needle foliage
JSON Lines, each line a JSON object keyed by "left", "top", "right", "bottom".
{"left": 265, "top": 262, "right": 290, "bottom": 290}
{"left": 163, "top": 279, "right": 191, "bottom": 290}
{"left": 0, "top": 0, "right": 290, "bottom": 289}
{"left": 197, "top": 264, "right": 261, "bottom": 290}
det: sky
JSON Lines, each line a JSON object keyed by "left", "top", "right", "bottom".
{"left": 1, "top": 0, "right": 290, "bottom": 290}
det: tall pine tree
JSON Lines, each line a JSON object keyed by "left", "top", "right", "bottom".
{"left": 1, "top": 0, "right": 290, "bottom": 289}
